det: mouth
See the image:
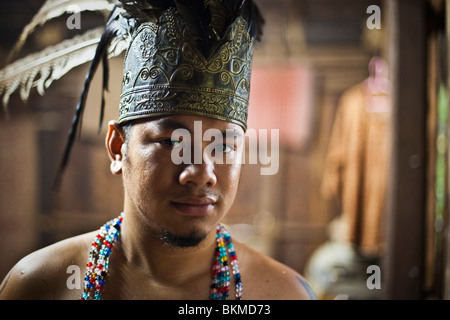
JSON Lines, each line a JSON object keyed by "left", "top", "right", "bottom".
{"left": 171, "top": 196, "right": 217, "bottom": 216}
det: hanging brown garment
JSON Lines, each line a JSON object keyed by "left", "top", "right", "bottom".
{"left": 321, "top": 81, "right": 392, "bottom": 257}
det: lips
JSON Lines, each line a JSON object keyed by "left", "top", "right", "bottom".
{"left": 171, "top": 196, "right": 217, "bottom": 216}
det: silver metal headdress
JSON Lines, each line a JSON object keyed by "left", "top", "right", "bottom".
{"left": 119, "top": 7, "right": 255, "bottom": 129}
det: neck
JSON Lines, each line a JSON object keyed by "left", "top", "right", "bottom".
{"left": 117, "top": 211, "right": 217, "bottom": 285}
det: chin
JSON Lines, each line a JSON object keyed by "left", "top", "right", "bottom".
{"left": 159, "top": 228, "right": 208, "bottom": 248}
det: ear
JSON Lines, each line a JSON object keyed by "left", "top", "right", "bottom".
{"left": 106, "top": 120, "right": 125, "bottom": 175}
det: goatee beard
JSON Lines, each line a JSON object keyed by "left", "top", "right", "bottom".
{"left": 159, "top": 229, "right": 207, "bottom": 248}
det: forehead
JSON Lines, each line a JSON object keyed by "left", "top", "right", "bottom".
{"left": 129, "top": 114, "right": 245, "bottom": 135}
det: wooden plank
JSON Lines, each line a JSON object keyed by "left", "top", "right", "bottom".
{"left": 383, "top": 0, "right": 428, "bottom": 299}
{"left": 444, "top": 0, "right": 450, "bottom": 300}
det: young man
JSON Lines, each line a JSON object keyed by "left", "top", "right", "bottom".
{"left": 0, "top": 0, "right": 316, "bottom": 300}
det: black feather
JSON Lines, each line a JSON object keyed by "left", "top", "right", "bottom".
{"left": 114, "top": 0, "right": 175, "bottom": 22}
{"left": 99, "top": 50, "right": 109, "bottom": 133}
{"left": 229, "top": 0, "right": 264, "bottom": 42}
{"left": 174, "top": 0, "right": 213, "bottom": 58}
{"left": 54, "top": 6, "right": 123, "bottom": 189}
{"left": 245, "top": 0, "right": 265, "bottom": 42}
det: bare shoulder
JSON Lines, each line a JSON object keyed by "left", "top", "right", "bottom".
{"left": 0, "top": 231, "right": 95, "bottom": 300}
{"left": 235, "top": 241, "right": 317, "bottom": 300}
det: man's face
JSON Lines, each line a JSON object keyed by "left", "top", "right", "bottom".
{"left": 117, "top": 114, "right": 245, "bottom": 247}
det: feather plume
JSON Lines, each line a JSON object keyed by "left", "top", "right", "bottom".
{"left": 114, "top": 0, "right": 264, "bottom": 57}
{"left": 1, "top": 27, "right": 104, "bottom": 108}
{"left": 113, "top": 0, "right": 174, "bottom": 23}
{"left": 235, "top": 0, "right": 265, "bottom": 42}
{"left": 55, "top": 6, "right": 130, "bottom": 187}
{"left": 174, "top": 0, "right": 214, "bottom": 58}
{"left": 0, "top": 6, "right": 130, "bottom": 188}
{"left": 0, "top": 24, "right": 127, "bottom": 109}
{"left": 7, "top": 0, "right": 115, "bottom": 62}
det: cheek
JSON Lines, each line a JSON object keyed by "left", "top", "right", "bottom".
{"left": 217, "top": 163, "right": 242, "bottom": 205}
{"left": 122, "top": 146, "right": 175, "bottom": 198}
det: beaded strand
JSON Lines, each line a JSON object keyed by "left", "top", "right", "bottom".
{"left": 81, "top": 213, "right": 123, "bottom": 300}
{"left": 210, "top": 224, "right": 243, "bottom": 300}
{"left": 81, "top": 214, "right": 242, "bottom": 300}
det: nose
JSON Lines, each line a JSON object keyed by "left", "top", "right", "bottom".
{"left": 178, "top": 160, "right": 217, "bottom": 187}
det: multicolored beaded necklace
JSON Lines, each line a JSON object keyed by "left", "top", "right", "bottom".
{"left": 81, "top": 213, "right": 123, "bottom": 300}
{"left": 81, "top": 213, "right": 243, "bottom": 300}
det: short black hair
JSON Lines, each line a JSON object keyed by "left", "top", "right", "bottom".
{"left": 118, "top": 121, "right": 133, "bottom": 161}
{"left": 120, "top": 121, "right": 133, "bottom": 142}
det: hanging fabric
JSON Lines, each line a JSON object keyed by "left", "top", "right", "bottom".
{"left": 320, "top": 56, "right": 392, "bottom": 257}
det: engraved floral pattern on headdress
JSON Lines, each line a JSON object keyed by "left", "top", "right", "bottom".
{"left": 139, "top": 27, "right": 157, "bottom": 61}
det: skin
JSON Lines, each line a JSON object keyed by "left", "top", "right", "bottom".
{"left": 0, "top": 114, "right": 316, "bottom": 300}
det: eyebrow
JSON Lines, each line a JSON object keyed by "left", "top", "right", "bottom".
{"left": 153, "top": 117, "right": 244, "bottom": 138}
{"left": 224, "top": 128, "right": 244, "bottom": 139}
{"left": 153, "top": 117, "right": 189, "bottom": 131}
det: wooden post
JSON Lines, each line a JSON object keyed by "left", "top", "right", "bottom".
{"left": 383, "top": 0, "right": 428, "bottom": 299}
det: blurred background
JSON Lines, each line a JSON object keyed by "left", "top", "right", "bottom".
{"left": 0, "top": 0, "right": 448, "bottom": 300}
